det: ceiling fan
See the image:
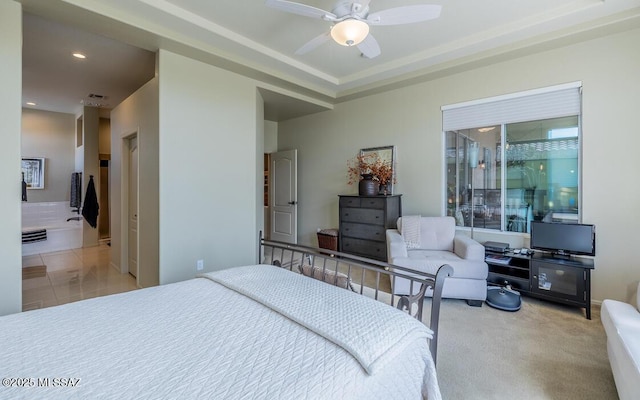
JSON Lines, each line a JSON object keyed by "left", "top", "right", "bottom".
{"left": 265, "top": 0, "right": 442, "bottom": 59}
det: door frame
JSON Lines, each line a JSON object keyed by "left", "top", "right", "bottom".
{"left": 269, "top": 149, "right": 297, "bottom": 244}
{"left": 120, "top": 132, "right": 139, "bottom": 284}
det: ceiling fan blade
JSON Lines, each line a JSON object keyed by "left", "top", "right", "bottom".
{"left": 265, "top": 0, "right": 337, "bottom": 21}
{"left": 352, "top": 0, "right": 371, "bottom": 13}
{"left": 295, "top": 31, "right": 331, "bottom": 55}
{"left": 357, "top": 34, "right": 381, "bottom": 59}
{"left": 367, "top": 5, "right": 442, "bottom": 25}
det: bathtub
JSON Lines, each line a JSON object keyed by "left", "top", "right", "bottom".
{"left": 22, "top": 202, "right": 83, "bottom": 256}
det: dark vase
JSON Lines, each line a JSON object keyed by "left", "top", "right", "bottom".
{"left": 359, "top": 174, "right": 377, "bottom": 196}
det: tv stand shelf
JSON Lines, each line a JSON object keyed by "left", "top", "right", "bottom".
{"left": 486, "top": 250, "right": 594, "bottom": 319}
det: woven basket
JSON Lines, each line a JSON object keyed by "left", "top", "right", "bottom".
{"left": 317, "top": 229, "right": 338, "bottom": 251}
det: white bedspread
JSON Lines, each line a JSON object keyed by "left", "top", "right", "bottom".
{"left": 0, "top": 265, "right": 441, "bottom": 400}
{"left": 204, "top": 265, "right": 433, "bottom": 375}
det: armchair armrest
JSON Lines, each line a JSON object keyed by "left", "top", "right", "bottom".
{"left": 453, "top": 234, "right": 485, "bottom": 261}
{"left": 386, "top": 229, "right": 408, "bottom": 261}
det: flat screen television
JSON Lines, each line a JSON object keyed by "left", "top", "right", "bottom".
{"left": 530, "top": 221, "right": 596, "bottom": 256}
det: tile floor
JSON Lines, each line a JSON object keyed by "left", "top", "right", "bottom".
{"left": 22, "top": 243, "right": 138, "bottom": 312}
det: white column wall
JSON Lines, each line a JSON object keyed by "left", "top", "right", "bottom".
{"left": 0, "top": 0, "right": 23, "bottom": 316}
{"left": 158, "top": 50, "right": 258, "bottom": 284}
{"left": 81, "top": 106, "right": 100, "bottom": 248}
{"left": 110, "top": 77, "right": 159, "bottom": 288}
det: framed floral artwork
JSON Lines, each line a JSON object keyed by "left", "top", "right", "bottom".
{"left": 359, "top": 146, "right": 396, "bottom": 195}
{"left": 21, "top": 157, "right": 45, "bottom": 189}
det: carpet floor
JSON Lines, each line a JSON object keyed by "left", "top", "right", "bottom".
{"left": 430, "top": 296, "right": 618, "bottom": 400}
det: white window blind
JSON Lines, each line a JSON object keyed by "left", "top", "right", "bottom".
{"left": 442, "top": 82, "right": 581, "bottom": 131}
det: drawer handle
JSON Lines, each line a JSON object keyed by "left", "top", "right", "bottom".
{"left": 345, "top": 228, "right": 350, "bottom": 231}
{"left": 344, "top": 213, "right": 349, "bottom": 216}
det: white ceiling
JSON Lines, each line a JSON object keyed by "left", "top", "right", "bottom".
{"left": 20, "top": 0, "right": 640, "bottom": 120}
{"left": 22, "top": 13, "right": 156, "bottom": 117}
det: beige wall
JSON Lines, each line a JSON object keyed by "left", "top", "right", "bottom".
{"left": 263, "top": 120, "right": 277, "bottom": 235}
{"left": 0, "top": 0, "right": 22, "bottom": 316}
{"left": 21, "top": 109, "right": 75, "bottom": 203}
{"left": 279, "top": 27, "right": 640, "bottom": 304}
{"left": 99, "top": 117, "right": 110, "bottom": 155}
{"left": 256, "top": 91, "right": 265, "bottom": 242}
{"left": 110, "top": 77, "right": 159, "bottom": 288}
{"left": 158, "top": 50, "right": 259, "bottom": 284}
{"left": 264, "top": 120, "right": 278, "bottom": 153}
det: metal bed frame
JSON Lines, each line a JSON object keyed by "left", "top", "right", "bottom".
{"left": 258, "top": 235, "right": 453, "bottom": 364}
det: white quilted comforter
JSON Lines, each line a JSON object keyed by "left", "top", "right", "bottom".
{"left": 0, "top": 265, "right": 441, "bottom": 400}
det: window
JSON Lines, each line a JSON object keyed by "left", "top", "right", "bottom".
{"left": 443, "top": 83, "right": 582, "bottom": 233}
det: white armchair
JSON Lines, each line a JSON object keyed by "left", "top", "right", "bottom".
{"left": 386, "top": 216, "right": 488, "bottom": 305}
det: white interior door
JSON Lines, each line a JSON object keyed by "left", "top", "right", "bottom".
{"left": 128, "top": 137, "right": 138, "bottom": 278}
{"left": 270, "top": 149, "right": 297, "bottom": 244}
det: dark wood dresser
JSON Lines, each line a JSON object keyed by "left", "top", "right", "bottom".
{"left": 338, "top": 195, "right": 402, "bottom": 261}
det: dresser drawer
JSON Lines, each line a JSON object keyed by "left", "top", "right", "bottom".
{"left": 341, "top": 237, "right": 386, "bottom": 260}
{"left": 358, "top": 197, "right": 386, "bottom": 209}
{"left": 340, "top": 222, "right": 386, "bottom": 241}
{"left": 340, "top": 208, "right": 385, "bottom": 225}
{"left": 339, "top": 197, "right": 360, "bottom": 208}
{"left": 339, "top": 196, "right": 386, "bottom": 209}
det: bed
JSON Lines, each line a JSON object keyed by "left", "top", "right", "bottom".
{"left": 0, "top": 236, "right": 452, "bottom": 400}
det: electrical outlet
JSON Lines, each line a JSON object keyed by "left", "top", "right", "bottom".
{"left": 196, "top": 259, "right": 204, "bottom": 271}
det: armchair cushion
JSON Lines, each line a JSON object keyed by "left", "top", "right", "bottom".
{"left": 386, "top": 229, "right": 408, "bottom": 258}
{"left": 453, "top": 235, "right": 486, "bottom": 261}
{"left": 392, "top": 250, "right": 487, "bottom": 280}
{"left": 400, "top": 215, "right": 422, "bottom": 249}
{"left": 398, "top": 216, "right": 455, "bottom": 251}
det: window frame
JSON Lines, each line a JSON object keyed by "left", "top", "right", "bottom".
{"left": 441, "top": 83, "right": 583, "bottom": 235}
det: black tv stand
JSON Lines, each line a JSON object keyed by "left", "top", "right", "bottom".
{"left": 485, "top": 250, "right": 594, "bottom": 319}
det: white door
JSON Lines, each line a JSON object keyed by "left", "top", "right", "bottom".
{"left": 128, "top": 137, "right": 139, "bottom": 278}
{"left": 270, "top": 149, "right": 297, "bottom": 243}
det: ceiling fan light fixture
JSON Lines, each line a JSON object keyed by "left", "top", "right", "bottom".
{"left": 330, "top": 19, "right": 369, "bottom": 46}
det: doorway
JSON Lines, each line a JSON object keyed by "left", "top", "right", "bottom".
{"left": 127, "top": 136, "right": 138, "bottom": 278}
{"left": 269, "top": 149, "right": 297, "bottom": 244}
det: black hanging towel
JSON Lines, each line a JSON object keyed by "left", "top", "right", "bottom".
{"left": 21, "top": 172, "right": 27, "bottom": 202}
{"left": 82, "top": 175, "right": 99, "bottom": 228}
{"left": 70, "top": 172, "right": 82, "bottom": 209}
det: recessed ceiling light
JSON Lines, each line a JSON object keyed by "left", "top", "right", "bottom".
{"left": 72, "top": 53, "right": 86, "bottom": 59}
{"left": 26, "top": 102, "right": 36, "bottom": 106}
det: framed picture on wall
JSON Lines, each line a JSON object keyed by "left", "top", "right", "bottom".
{"left": 21, "top": 157, "right": 45, "bottom": 189}
{"left": 360, "top": 145, "right": 396, "bottom": 195}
